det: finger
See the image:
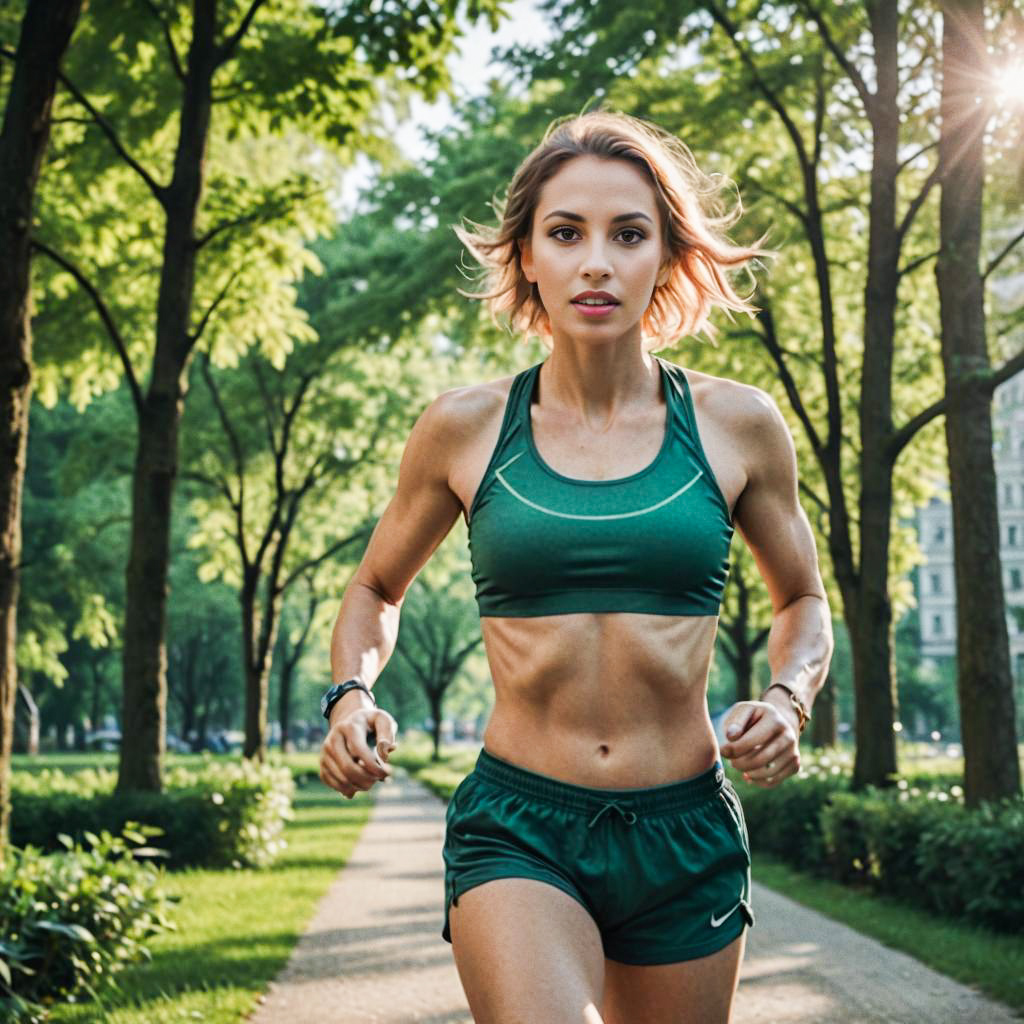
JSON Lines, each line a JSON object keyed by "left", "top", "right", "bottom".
{"left": 319, "top": 757, "right": 357, "bottom": 798}
{"left": 371, "top": 710, "right": 399, "bottom": 761}
{"left": 736, "top": 735, "right": 791, "bottom": 774}
{"left": 343, "top": 720, "right": 391, "bottom": 780}
{"left": 723, "top": 706, "right": 756, "bottom": 744}
{"left": 722, "top": 724, "right": 775, "bottom": 762}
{"left": 747, "top": 753, "right": 799, "bottom": 785}
{"left": 325, "top": 736, "right": 381, "bottom": 789}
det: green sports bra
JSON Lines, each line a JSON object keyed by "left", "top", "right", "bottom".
{"left": 467, "top": 357, "right": 734, "bottom": 617}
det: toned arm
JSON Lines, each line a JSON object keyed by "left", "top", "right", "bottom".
{"left": 717, "top": 387, "right": 833, "bottom": 785}
{"left": 330, "top": 390, "right": 465, "bottom": 685}
{"left": 321, "top": 391, "right": 466, "bottom": 798}
{"left": 731, "top": 387, "right": 833, "bottom": 719}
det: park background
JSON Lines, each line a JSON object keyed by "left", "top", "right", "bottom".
{"left": 1, "top": 0, "right": 1023, "bottom": 1021}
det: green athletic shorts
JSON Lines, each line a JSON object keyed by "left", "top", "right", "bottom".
{"left": 441, "top": 747, "right": 754, "bottom": 965}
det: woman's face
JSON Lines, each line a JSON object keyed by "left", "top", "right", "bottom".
{"left": 520, "top": 154, "right": 669, "bottom": 345}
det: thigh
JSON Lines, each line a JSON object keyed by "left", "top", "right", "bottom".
{"left": 450, "top": 877, "right": 607, "bottom": 1024}
{"left": 601, "top": 930, "right": 746, "bottom": 1024}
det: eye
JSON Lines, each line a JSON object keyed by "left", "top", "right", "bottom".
{"left": 617, "top": 228, "right": 646, "bottom": 245}
{"left": 550, "top": 226, "right": 579, "bottom": 242}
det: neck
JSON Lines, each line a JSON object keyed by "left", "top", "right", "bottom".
{"left": 539, "top": 344, "right": 662, "bottom": 426}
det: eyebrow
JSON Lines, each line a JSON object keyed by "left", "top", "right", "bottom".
{"left": 542, "top": 209, "right": 654, "bottom": 225}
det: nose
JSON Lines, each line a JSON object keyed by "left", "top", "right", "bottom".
{"left": 580, "top": 240, "right": 612, "bottom": 281}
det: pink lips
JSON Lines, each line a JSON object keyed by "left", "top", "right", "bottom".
{"left": 571, "top": 290, "right": 619, "bottom": 318}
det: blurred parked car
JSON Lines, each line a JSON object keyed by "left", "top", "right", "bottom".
{"left": 84, "top": 729, "right": 122, "bottom": 752}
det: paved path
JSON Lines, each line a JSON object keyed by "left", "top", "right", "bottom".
{"left": 248, "top": 770, "right": 1021, "bottom": 1024}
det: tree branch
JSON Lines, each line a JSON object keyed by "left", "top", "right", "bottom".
{"left": 898, "top": 248, "right": 940, "bottom": 279}
{"left": 214, "top": 0, "right": 269, "bottom": 67}
{"left": 140, "top": 0, "right": 185, "bottom": 82}
{"left": 189, "top": 266, "right": 243, "bottom": 345}
{"left": 897, "top": 140, "right": 938, "bottom": 176}
{"left": 54, "top": 68, "right": 167, "bottom": 206}
{"left": 796, "top": 0, "right": 874, "bottom": 115}
{"left": 984, "top": 224, "right": 1024, "bottom": 281}
{"left": 896, "top": 159, "right": 943, "bottom": 245}
{"left": 744, "top": 304, "right": 825, "bottom": 457}
{"left": 706, "top": 2, "right": 815, "bottom": 176}
{"left": 29, "top": 237, "right": 144, "bottom": 415}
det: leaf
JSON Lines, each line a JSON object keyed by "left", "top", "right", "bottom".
{"left": 31, "top": 921, "right": 96, "bottom": 944}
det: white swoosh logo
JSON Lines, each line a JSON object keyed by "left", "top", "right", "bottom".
{"left": 710, "top": 901, "right": 742, "bottom": 928}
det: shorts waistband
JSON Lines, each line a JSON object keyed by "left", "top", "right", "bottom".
{"left": 473, "top": 747, "right": 727, "bottom": 820}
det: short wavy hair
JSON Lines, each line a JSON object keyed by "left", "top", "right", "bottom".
{"left": 454, "top": 110, "right": 774, "bottom": 352}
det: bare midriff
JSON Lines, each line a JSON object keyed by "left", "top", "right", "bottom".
{"left": 447, "top": 365, "right": 745, "bottom": 791}
{"left": 478, "top": 611, "right": 722, "bottom": 789}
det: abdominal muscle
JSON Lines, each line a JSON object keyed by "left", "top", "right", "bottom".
{"left": 446, "top": 368, "right": 740, "bottom": 791}
{"left": 478, "top": 611, "right": 723, "bottom": 789}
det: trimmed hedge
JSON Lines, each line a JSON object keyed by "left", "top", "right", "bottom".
{"left": 733, "top": 753, "right": 1024, "bottom": 934}
{"left": 10, "top": 759, "right": 294, "bottom": 870}
{"left": 0, "top": 826, "right": 174, "bottom": 1023}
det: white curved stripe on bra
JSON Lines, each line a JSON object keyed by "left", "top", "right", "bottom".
{"left": 493, "top": 451, "right": 703, "bottom": 520}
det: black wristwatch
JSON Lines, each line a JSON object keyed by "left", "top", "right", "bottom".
{"left": 321, "top": 678, "right": 376, "bottom": 721}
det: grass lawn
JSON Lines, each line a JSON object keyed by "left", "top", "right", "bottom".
{"left": 751, "top": 854, "right": 1024, "bottom": 1014}
{"left": 47, "top": 774, "right": 373, "bottom": 1024}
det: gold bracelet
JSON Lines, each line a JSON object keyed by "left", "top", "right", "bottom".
{"left": 761, "top": 683, "right": 810, "bottom": 734}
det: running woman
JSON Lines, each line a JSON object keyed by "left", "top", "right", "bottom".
{"left": 319, "top": 110, "right": 833, "bottom": 1024}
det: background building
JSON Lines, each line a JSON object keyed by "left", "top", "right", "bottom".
{"left": 917, "top": 370, "right": 1024, "bottom": 685}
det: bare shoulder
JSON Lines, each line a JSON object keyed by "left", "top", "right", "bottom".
{"left": 680, "top": 365, "right": 779, "bottom": 431}
{"left": 417, "top": 372, "right": 520, "bottom": 514}
{"left": 427, "top": 372, "right": 518, "bottom": 445}
{"left": 679, "top": 365, "right": 793, "bottom": 474}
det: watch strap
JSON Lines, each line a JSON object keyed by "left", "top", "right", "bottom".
{"left": 322, "top": 678, "right": 376, "bottom": 721}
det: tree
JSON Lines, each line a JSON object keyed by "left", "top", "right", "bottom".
{"left": 390, "top": 576, "right": 483, "bottom": 761}
{"left": 935, "top": 0, "right": 1021, "bottom": 805}
{"left": 0, "top": 0, "right": 84, "bottom": 862}
{"left": 181, "top": 339, "right": 416, "bottom": 762}
{"left": 9, "top": 0, "right": 503, "bottom": 794}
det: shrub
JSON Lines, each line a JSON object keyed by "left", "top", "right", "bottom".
{"left": 0, "top": 827, "right": 174, "bottom": 1023}
{"left": 820, "top": 790, "right": 951, "bottom": 900}
{"left": 916, "top": 795, "right": 1024, "bottom": 931}
{"left": 731, "top": 768, "right": 847, "bottom": 872}
{"left": 10, "top": 759, "right": 294, "bottom": 869}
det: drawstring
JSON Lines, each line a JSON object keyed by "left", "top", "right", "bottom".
{"left": 587, "top": 801, "right": 638, "bottom": 829}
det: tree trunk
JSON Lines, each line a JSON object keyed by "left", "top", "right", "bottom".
{"left": 936, "top": 0, "right": 1020, "bottom": 806}
{"left": 118, "top": 393, "right": 183, "bottom": 791}
{"left": 117, "top": 5, "right": 217, "bottom": 792}
{"left": 242, "top": 571, "right": 265, "bottom": 761}
{"left": 430, "top": 691, "right": 443, "bottom": 762}
{"left": 851, "top": 1, "right": 902, "bottom": 792}
{"left": 242, "top": 569, "right": 283, "bottom": 761}
{"left": 809, "top": 671, "right": 838, "bottom": 749}
{"left": 278, "top": 658, "right": 295, "bottom": 753}
{"left": 90, "top": 664, "right": 102, "bottom": 733}
{"left": 0, "top": 0, "right": 83, "bottom": 862}
{"left": 14, "top": 683, "right": 39, "bottom": 756}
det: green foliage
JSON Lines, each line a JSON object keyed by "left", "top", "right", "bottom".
{"left": 909, "top": 797, "right": 1024, "bottom": 933}
{"left": 10, "top": 760, "right": 293, "bottom": 870}
{"left": 732, "top": 750, "right": 1023, "bottom": 934}
{"left": 821, "top": 791, "right": 952, "bottom": 896}
{"left": 0, "top": 827, "right": 174, "bottom": 1023}
{"left": 734, "top": 763, "right": 847, "bottom": 871}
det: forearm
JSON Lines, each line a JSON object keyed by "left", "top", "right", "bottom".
{"left": 762, "top": 593, "right": 833, "bottom": 726}
{"left": 328, "top": 580, "right": 402, "bottom": 723}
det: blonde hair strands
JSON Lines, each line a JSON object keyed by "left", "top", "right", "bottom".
{"left": 454, "top": 110, "right": 775, "bottom": 353}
